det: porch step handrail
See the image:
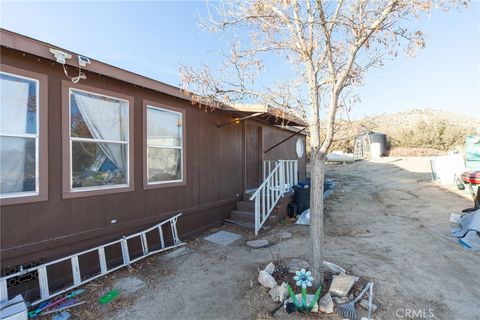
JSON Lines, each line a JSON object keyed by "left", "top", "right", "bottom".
{"left": 264, "top": 160, "right": 299, "bottom": 191}
{"left": 249, "top": 161, "right": 284, "bottom": 235}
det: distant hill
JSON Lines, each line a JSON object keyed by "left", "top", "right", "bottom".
{"left": 367, "top": 109, "right": 478, "bottom": 131}
{"left": 366, "top": 109, "right": 478, "bottom": 150}
{"left": 326, "top": 109, "right": 478, "bottom": 153}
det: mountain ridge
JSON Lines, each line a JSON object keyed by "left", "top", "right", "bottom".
{"left": 364, "top": 108, "right": 478, "bottom": 150}
{"left": 365, "top": 108, "right": 479, "bottom": 131}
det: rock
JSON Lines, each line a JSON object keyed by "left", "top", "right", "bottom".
{"left": 276, "top": 231, "right": 292, "bottom": 239}
{"left": 264, "top": 262, "right": 276, "bottom": 275}
{"left": 113, "top": 276, "right": 146, "bottom": 295}
{"left": 329, "top": 274, "right": 358, "bottom": 297}
{"left": 332, "top": 296, "right": 349, "bottom": 305}
{"left": 323, "top": 261, "right": 346, "bottom": 274}
{"left": 349, "top": 293, "right": 354, "bottom": 300}
{"left": 286, "top": 258, "right": 309, "bottom": 273}
{"left": 247, "top": 239, "right": 269, "bottom": 248}
{"left": 360, "top": 299, "right": 378, "bottom": 313}
{"left": 284, "top": 293, "right": 318, "bottom": 312}
{"left": 318, "top": 292, "right": 334, "bottom": 314}
{"left": 269, "top": 282, "right": 289, "bottom": 302}
{"left": 258, "top": 270, "right": 277, "bottom": 288}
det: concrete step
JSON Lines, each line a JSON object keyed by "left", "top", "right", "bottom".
{"left": 243, "top": 191, "right": 256, "bottom": 200}
{"left": 230, "top": 210, "right": 255, "bottom": 223}
{"left": 244, "top": 186, "right": 294, "bottom": 199}
{"left": 236, "top": 200, "right": 255, "bottom": 212}
{"left": 224, "top": 218, "right": 255, "bottom": 230}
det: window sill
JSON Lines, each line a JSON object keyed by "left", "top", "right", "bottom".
{"left": 0, "top": 192, "right": 48, "bottom": 206}
{"left": 143, "top": 180, "right": 186, "bottom": 190}
{"left": 62, "top": 185, "right": 134, "bottom": 199}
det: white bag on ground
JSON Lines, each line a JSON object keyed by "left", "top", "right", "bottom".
{"left": 295, "top": 209, "right": 310, "bottom": 225}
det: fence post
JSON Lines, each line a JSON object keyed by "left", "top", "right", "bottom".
{"left": 279, "top": 161, "right": 285, "bottom": 196}
{"left": 263, "top": 161, "right": 266, "bottom": 180}
{"left": 293, "top": 160, "right": 298, "bottom": 185}
{"left": 255, "top": 196, "right": 260, "bottom": 235}
{"left": 287, "top": 161, "right": 291, "bottom": 189}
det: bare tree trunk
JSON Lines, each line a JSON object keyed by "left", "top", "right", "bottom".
{"left": 310, "top": 148, "right": 326, "bottom": 287}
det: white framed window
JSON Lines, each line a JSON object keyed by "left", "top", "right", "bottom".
{"left": 68, "top": 88, "right": 130, "bottom": 192}
{"left": 0, "top": 71, "right": 40, "bottom": 200}
{"left": 145, "top": 105, "right": 184, "bottom": 186}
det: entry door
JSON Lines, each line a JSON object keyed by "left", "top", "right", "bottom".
{"left": 245, "top": 123, "right": 262, "bottom": 190}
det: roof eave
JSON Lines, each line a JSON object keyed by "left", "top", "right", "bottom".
{"left": 0, "top": 29, "right": 307, "bottom": 127}
{"left": 0, "top": 28, "right": 193, "bottom": 102}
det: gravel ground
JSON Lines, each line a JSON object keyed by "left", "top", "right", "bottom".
{"left": 62, "top": 157, "right": 479, "bottom": 320}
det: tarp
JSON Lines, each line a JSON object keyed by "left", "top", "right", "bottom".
{"left": 451, "top": 209, "right": 480, "bottom": 250}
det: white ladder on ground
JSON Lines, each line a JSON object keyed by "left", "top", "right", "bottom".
{"left": 0, "top": 213, "right": 184, "bottom": 306}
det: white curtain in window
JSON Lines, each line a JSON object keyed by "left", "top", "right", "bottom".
{"left": 1, "top": 77, "right": 29, "bottom": 134}
{"left": 72, "top": 91, "right": 127, "bottom": 173}
{"left": 0, "top": 78, "right": 29, "bottom": 193}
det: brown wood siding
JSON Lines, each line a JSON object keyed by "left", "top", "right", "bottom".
{"left": 245, "top": 123, "right": 261, "bottom": 189}
{"left": 0, "top": 47, "right": 306, "bottom": 273}
{"left": 0, "top": 48, "right": 242, "bottom": 269}
{"left": 262, "top": 125, "right": 307, "bottom": 181}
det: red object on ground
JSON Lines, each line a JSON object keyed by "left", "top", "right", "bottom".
{"left": 461, "top": 171, "right": 480, "bottom": 185}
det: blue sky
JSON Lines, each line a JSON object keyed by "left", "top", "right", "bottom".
{"left": 1, "top": 1, "right": 478, "bottom": 119}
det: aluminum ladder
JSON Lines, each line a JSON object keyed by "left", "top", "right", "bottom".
{"left": 354, "top": 133, "right": 371, "bottom": 159}
{"left": 0, "top": 213, "right": 184, "bottom": 306}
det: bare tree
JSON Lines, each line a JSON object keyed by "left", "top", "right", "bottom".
{"left": 181, "top": 0, "right": 465, "bottom": 285}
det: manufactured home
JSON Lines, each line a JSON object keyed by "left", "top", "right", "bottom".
{"left": 0, "top": 29, "right": 306, "bottom": 302}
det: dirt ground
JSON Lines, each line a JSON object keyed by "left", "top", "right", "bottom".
{"left": 64, "top": 157, "right": 479, "bottom": 320}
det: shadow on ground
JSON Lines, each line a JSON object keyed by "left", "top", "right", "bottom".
{"left": 69, "top": 157, "right": 480, "bottom": 320}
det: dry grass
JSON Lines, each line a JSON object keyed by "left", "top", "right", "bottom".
{"left": 388, "top": 147, "right": 446, "bottom": 157}
{"left": 35, "top": 249, "right": 177, "bottom": 319}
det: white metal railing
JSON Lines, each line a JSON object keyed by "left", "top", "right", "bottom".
{"left": 251, "top": 160, "right": 299, "bottom": 235}
{"left": 263, "top": 160, "right": 298, "bottom": 192}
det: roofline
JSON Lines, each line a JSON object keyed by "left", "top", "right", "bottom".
{"left": 0, "top": 28, "right": 307, "bottom": 127}
{"left": 0, "top": 28, "right": 192, "bottom": 102}
{"left": 231, "top": 104, "right": 307, "bottom": 127}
